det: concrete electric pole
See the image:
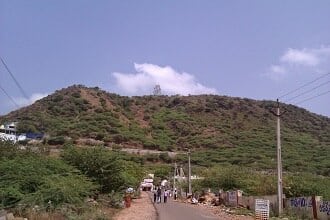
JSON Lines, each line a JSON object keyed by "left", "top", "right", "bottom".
{"left": 188, "top": 149, "right": 192, "bottom": 196}
{"left": 271, "top": 99, "right": 284, "bottom": 216}
{"left": 276, "top": 100, "right": 283, "bottom": 215}
{"left": 173, "top": 162, "right": 177, "bottom": 190}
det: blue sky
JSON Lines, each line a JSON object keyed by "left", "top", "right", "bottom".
{"left": 1, "top": 0, "right": 329, "bottom": 117}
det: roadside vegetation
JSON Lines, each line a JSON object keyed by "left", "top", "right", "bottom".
{"left": 61, "top": 145, "right": 144, "bottom": 194}
{"left": 191, "top": 165, "right": 330, "bottom": 199}
{"left": 0, "top": 142, "right": 144, "bottom": 219}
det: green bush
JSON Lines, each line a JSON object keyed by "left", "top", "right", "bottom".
{"left": 61, "top": 146, "right": 143, "bottom": 193}
{"left": 153, "top": 164, "right": 172, "bottom": 180}
{"left": 196, "top": 165, "right": 277, "bottom": 195}
{"left": 0, "top": 147, "right": 96, "bottom": 210}
{"left": 159, "top": 153, "right": 172, "bottom": 163}
{"left": 195, "top": 165, "right": 330, "bottom": 199}
{"left": 284, "top": 173, "right": 330, "bottom": 199}
{"left": 23, "top": 174, "right": 95, "bottom": 207}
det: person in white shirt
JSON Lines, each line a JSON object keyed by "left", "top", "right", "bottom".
{"left": 164, "top": 190, "right": 169, "bottom": 203}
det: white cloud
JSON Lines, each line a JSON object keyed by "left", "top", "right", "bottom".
{"left": 280, "top": 48, "right": 319, "bottom": 66}
{"left": 270, "top": 65, "right": 286, "bottom": 74}
{"left": 14, "top": 93, "right": 48, "bottom": 107}
{"left": 265, "top": 45, "right": 330, "bottom": 80}
{"left": 112, "top": 63, "right": 217, "bottom": 95}
{"left": 265, "top": 65, "right": 287, "bottom": 81}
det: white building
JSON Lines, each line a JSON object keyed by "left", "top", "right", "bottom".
{"left": 0, "top": 122, "right": 18, "bottom": 143}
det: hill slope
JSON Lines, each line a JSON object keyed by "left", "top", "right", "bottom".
{"left": 1, "top": 85, "right": 329, "bottom": 174}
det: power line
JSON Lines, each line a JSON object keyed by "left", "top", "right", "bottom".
{"left": 278, "top": 72, "right": 330, "bottom": 99}
{"left": 0, "top": 84, "right": 19, "bottom": 108}
{"left": 284, "top": 80, "right": 330, "bottom": 102}
{"left": 0, "top": 56, "right": 29, "bottom": 99}
{"left": 294, "top": 90, "right": 330, "bottom": 105}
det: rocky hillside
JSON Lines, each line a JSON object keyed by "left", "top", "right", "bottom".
{"left": 1, "top": 85, "right": 329, "bottom": 174}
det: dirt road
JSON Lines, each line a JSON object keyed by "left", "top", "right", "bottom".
{"left": 115, "top": 191, "right": 253, "bottom": 220}
{"left": 155, "top": 198, "right": 219, "bottom": 220}
{"left": 113, "top": 191, "right": 156, "bottom": 220}
{"left": 153, "top": 194, "right": 254, "bottom": 220}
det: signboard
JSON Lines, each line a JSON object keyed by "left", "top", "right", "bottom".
{"left": 228, "top": 191, "right": 238, "bottom": 206}
{"left": 255, "top": 199, "right": 270, "bottom": 220}
{"left": 228, "top": 191, "right": 237, "bottom": 203}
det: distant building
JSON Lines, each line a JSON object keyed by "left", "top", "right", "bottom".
{"left": 0, "top": 122, "right": 18, "bottom": 143}
{"left": 0, "top": 122, "right": 44, "bottom": 143}
{"left": 0, "top": 122, "right": 17, "bottom": 134}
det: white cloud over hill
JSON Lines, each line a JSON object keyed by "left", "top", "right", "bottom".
{"left": 112, "top": 63, "right": 217, "bottom": 95}
{"left": 265, "top": 45, "right": 330, "bottom": 81}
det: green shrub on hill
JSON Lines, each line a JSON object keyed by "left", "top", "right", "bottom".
{"left": 1, "top": 85, "right": 329, "bottom": 176}
{"left": 0, "top": 143, "right": 96, "bottom": 210}
{"left": 61, "top": 146, "right": 144, "bottom": 193}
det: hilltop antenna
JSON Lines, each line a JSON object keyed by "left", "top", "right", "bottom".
{"left": 153, "top": 84, "right": 161, "bottom": 96}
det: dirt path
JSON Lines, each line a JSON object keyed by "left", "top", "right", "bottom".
{"left": 113, "top": 191, "right": 253, "bottom": 220}
{"left": 198, "top": 204, "right": 254, "bottom": 220}
{"left": 113, "top": 191, "right": 157, "bottom": 220}
{"left": 155, "top": 198, "right": 219, "bottom": 220}
{"left": 154, "top": 197, "right": 254, "bottom": 220}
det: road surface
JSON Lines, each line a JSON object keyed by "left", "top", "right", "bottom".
{"left": 153, "top": 196, "right": 219, "bottom": 220}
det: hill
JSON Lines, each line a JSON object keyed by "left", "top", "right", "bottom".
{"left": 1, "top": 85, "right": 329, "bottom": 175}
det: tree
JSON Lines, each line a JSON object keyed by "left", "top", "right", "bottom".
{"left": 61, "top": 146, "right": 143, "bottom": 193}
{"left": 0, "top": 146, "right": 95, "bottom": 209}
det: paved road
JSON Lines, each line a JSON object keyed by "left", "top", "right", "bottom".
{"left": 153, "top": 196, "right": 219, "bottom": 220}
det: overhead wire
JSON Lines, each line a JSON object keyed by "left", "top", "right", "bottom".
{"left": 278, "top": 72, "right": 330, "bottom": 100}
{"left": 0, "top": 84, "right": 20, "bottom": 108}
{"left": 293, "top": 90, "right": 330, "bottom": 105}
{"left": 0, "top": 56, "right": 29, "bottom": 99}
{"left": 283, "top": 80, "right": 330, "bottom": 102}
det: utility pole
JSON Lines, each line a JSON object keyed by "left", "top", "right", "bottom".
{"left": 276, "top": 99, "right": 283, "bottom": 216}
{"left": 173, "top": 162, "right": 177, "bottom": 190}
{"left": 188, "top": 149, "right": 192, "bottom": 195}
{"left": 271, "top": 99, "right": 284, "bottom": 216}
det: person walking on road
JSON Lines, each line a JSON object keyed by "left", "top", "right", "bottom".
{"left": 173, "top": 188, "right": 178, "bottom": 200}
{"left": 153, "top": 188, "right": 157, "bottom": 203}
{"left": 157, "top": 187, "right": 161, "bottom": 203}
{"left": 164, "top": 189, "right": 168, "bottom": 203}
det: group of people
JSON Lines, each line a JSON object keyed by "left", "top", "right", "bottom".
{"left": 153, "top": 187, "right": 177, "bottom": 203}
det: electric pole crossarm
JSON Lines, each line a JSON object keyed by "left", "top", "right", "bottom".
{"left": 269, "top": 100, "right": 286, "bottom": 117}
